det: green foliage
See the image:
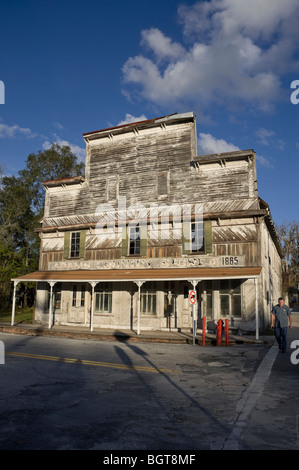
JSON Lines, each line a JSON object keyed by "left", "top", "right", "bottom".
{"left": 19, "top": 143, "right": 84, "bottom": 213}
{"left": 276, "top": 222, "right": 299, "bottom": 294}
{"left": 0, "top": 143, "right": 84, "bottom": 311}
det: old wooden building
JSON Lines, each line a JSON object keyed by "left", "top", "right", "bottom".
{"left": 12, "top": 112, "right": 282, "bottom": 335}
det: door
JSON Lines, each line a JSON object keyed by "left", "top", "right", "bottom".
{"left": 68, "top": 283, "right": 86, "bottom": 323}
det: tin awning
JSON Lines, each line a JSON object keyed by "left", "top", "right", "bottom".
{"left": 12, "top": 266, "right": 262, "bottom": 283}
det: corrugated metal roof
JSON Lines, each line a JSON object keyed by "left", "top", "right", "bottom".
{"left": 12, "top": 267, "right": 262, "bottom": 282}
{"left": 82, "top": 112, "right": 194, "bottom": 138}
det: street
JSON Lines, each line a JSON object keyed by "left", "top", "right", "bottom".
{"left": 0, "top": 326, "right": 298, "bottom": 451}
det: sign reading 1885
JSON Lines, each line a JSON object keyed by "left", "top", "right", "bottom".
{"left": 222, "top": 256, "right": 239, "bottom": 266}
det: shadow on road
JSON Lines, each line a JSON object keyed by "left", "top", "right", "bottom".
{"left": 113, "top": 330, "right": 231, "bottom": 447}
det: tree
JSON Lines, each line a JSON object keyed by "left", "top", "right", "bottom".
{"left": 19, "top": 143, "right": 85, "bottom": 214}
{"left": 276, "top": 222, "right": 299, "bottom": 299}
{"left": 0, "top": 144, "right": 84, "bottom": 311}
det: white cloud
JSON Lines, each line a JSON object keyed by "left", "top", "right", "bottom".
{"left": 122, "top": 0, "right": 299, "bottom": 111}
{"left": 255, "top": 153, "right": 273, "bottom": 168}
{"left": 141, "top": 28, "right": 185, "bottom": 62}
{"left": 255, "top": 128, "right": 275, "bottom": 146}
{"left": 0, "top": 123, "right": 36, "bottom": 139}
{"left": 52, "top": 121, "right": 64, "bottom": 130}
{"left": 198, "top": 132, "right": 239, "bottom": 154}
{"left": 42, "top": 138, "right": 86, "bottom": 162}
{"left": 198, "top": 132, "right": 273, "bottom": 167}
{"left": 117, "top": 113, "right": 148, "bottom": 126}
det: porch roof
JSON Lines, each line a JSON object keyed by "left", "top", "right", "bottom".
{"left": 12, "top": 266, "right": 262, "bottom": 283}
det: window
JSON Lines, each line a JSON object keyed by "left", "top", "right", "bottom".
{"left": 45, "top": 283, "right": 62, "bottom": 311}
{"left": 107, "top": 176, "right": 118, "bottom": 201}
{"left": 95, "top": 283, "right": 112, "bottom": 314}
{"left": 71, "top": 284, "right": 86, "bottom": 308}
{"left": 191, "top": 222, "right": 204, "bottom": 253}
{"left": 70, "top": 232, "right": 80, "bottom": 258}
{"left": 206, "top": 291, "right": 213, "bottom": 319}
{"left": 63, "top": 231, "right": 86, "bottom": 260}
{"left": 129, "top": 225, "right": 141, "bottom": 255}
{"left": 164, "top": 291, "right": 175, "bottom": 316}
{"left": 219, "top": 280, "right": 242, "bottom": 317}
{"left": 141, "top": 283, "right": 157, "bottom": 315}
{"left": 72, "top": 285, "right": 77, "bottom": 307}
{"left": 122, "top": 223, "right": 147, "bottom": 257}
{"left": 157, "top": 171, "right": 169, "bottom": 196}
{"left": 80, "top": 286, "right": 85, "bottom": 307}
{"left": 54, "top": 283, "right": 62, "bottom": 311}
{"left": 182, "top": 221, "right": 212, "bottom": 254}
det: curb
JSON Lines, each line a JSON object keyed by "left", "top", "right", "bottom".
{"left": 0, "top": 323, "right": 271, "bottom": 346}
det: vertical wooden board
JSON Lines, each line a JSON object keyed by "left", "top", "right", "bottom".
{"left": 63, "top": 232, "right": 70, "bottom": 259}
{"left": 140, "top": 224, "right": 147, "bottom": 256}
{"left": 204, "top": 221, "right": 213, "bottom": 254}
{"left": 79, "top": 231, "right": 86, "bottom": 258}
{"left": 121, "top": 225, "right": 128, "bottom": 256}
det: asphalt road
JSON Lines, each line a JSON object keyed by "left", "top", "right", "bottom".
{"left": 0, "top": 328, "right": 298, "bottom": 451}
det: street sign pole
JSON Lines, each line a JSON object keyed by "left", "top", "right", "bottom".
{"left": 189, "top": 281, "right": 199, "bottom": 346}
{"left": 193, "top": 303, "right": 196, "bottom": 346}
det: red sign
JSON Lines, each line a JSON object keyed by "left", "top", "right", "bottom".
{"left": 189, "top": 290, "right": 197, "bottom": 304}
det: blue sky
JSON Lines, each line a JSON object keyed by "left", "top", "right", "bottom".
{"left": 0, "top": 0, "right": 299, "bottom": 226}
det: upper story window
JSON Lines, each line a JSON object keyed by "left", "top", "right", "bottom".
{"left": 129, "top": 225, "right": 141, "bottom": 255}
{"left": 106, "top": 176, "right": 118, "bottom": 202}
{"left": 63, "top": 231, "right": 86, "bottom": 260}
{"left": 191, "top": 222, "right": 204, "bottom": 253}
{"left": 157, "top": 171, "right": 169, "bottom": 197}
{"left": 121, "top": 223, "right": 147, "bottom": 257}
{"left": 70, "top": 232, "right": 81, "bottom": 258}
{"left": 182, "top": 221, "right": 212, "bottom": 255}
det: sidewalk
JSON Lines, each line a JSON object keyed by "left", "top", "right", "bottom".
{"left": 0, "top": 320, "right": 274, "bottom": 346}
{"left": 2, "top": 307, "right": 298, "bottom": 345}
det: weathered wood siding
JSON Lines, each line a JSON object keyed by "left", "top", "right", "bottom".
{"left": 40, "top": 118, "right": 261, "bottom": 270}
{"left": 33, "top": 113, "right": 282, "bottom": 331}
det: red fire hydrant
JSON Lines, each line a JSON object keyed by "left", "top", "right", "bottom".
{"left": 216, "top": 319, "right": 224, "bottom": 346}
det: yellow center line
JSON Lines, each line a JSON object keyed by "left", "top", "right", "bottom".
{"left": 6, "top": 351, "right": 180, "bottom": 374}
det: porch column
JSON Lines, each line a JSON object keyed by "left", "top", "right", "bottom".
{"left": 134, "top": 281, "right": 144, "bottom": 335}
{"left": 11, "top": 281, "right": 19, "bottom": 326}
{"left": 89, "top": 282, "right": 97, "bottom": 332}
{"left": 255, "top": 277, "right": 259, "bottom": 340}
{"left": 48, "top": 281, "right": 56, "bottom": 329}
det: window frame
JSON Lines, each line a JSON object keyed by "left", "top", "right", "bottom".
{"left": 190, "top": 221, "right": 205, "bottom": 253}
{"left": 70, "top": 232, "right": 81, "bottom": 259}
{"left": 129, "top": 224, "right": 141, "bottom": 256}
{"left": 141, "top": 282, "right": 157, "bottom": 316}
{"left": 95, "top": 283, "right": 113, "bottom": 314}
{"left": 219, "top": 280, "right": 242, "bottom": 317}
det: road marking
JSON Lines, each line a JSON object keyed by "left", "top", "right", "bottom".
{"left": 6, "top": 351, "right": 179, "bottom": 374}
{"left": 222, "top": 345, "right": 278, "bottom": 450}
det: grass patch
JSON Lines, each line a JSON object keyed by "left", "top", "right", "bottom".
{"left": 0, "top": 306, "right": 34, "bottom": 324}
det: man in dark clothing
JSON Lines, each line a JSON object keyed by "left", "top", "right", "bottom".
{"left": 271, "top": 297, "right": 292, "bottom": 352}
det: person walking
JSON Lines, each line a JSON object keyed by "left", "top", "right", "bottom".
{"left": 271, "top": 297, "right": 292, "bottom": 353}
